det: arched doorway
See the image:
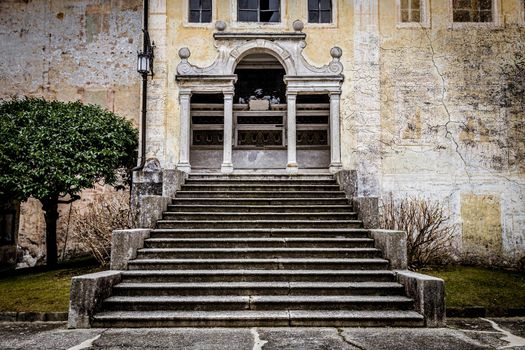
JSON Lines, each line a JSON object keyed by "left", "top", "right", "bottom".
{"left": 177, "top": 35, "right": 343, "bottom": 174}
{"left": 232, "top": 53, "right": 288, "bottom": 169}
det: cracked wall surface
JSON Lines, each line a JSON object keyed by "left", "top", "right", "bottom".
{"left": 0, "top": 0, "right": 142, "bottom": 266}
{"left": 378, "top": 0, "right": 525, "bottom": 262}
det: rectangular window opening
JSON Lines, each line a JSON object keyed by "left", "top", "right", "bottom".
{"left": 453, "top": 0, "right": 493, "bottom": 22}
{"left": 308, "top": 0, "right": 333, "bottom": 23}
{"left": 188, "top": 0, "right": 212, "bottom": 23}
{"left": 400, "top": 0, "right": 423, "bottom": 23}
{"left": 238, "top": 0, "right": 281, "bottom": 22}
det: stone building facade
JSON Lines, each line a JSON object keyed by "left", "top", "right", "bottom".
{"left": 0, "top": 0, "right": 142, "bottom": 266}
{"left": 0, "top": 0, "right": 524, "bottom": 266}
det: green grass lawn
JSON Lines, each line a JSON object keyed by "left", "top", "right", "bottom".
{"left": 424, "top": 265, "right": 525, "bottom": 313}
{"left": 0, "top": 265, "right": 102, "bottom": 313}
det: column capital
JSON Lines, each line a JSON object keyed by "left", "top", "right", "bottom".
{"left": 179, "top": 90, "right": 192, "bottom": 100}
{"left": 329, "top": 91, "right": 341, "bottom": 98}
{"left": 223, "top": 92, "right": 234, "bottom": 100}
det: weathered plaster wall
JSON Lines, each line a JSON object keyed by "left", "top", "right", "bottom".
{"left": 0, "top": 0, "right": 142, "bottom": 266}
{"left": 378, "top": 0, "right": 525, "bottom": 261}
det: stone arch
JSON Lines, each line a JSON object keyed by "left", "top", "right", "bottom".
{"left": 225, "top": 40, "right": 296, "bottom": 75}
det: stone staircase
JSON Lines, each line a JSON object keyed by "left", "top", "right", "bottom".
{"left": 92, "top": 173, "right": 424, "bottom": 327}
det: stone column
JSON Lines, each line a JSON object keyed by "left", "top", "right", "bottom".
{"left": 286, "top": 93, "right": 298, "bottom": 174}
{"left": 221, "top": 92, "right": 234, "bottom": 173}
{"left": 176, "top": 91, "right": 191, "bottom": 173}
{"left": 329, "top": 92, "right": 342, "bottom": 173}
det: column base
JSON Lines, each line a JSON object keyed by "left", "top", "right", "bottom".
{"left": 329, "top": 163, "right": 343, "bottom": 173}
{"left": 286, "top": 163, "right": 299, "bottom": 174}
{"left": 176, "top": 163, "right": 191, "bottom": 173}
{"left": 221, "top": 163, "right": 234, "bottom": 174}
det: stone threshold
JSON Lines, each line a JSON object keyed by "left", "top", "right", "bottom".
{"left": 2, "top": 309, "right": 525, "bottom": 323}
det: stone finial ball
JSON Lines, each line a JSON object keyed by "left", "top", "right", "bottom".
{"left": 330, "top": 46, "right": 343, "bottom": 59}
{"left": 292, "top": 20, "right": 304, "bottom": 32}
{"left": 215, "top": 20, "right": 227, "bottom": 31}
{"left": 179, "top": 47, "right": 191, "bottom": 59}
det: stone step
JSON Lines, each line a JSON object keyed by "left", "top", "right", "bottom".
{"left": 135, "top": 247, "right": 382, "bottom": 259}
{"left": 167, "top": 204, "right": 353, "bottom": 213}
{"left": 149, "top": 228, "right": 371, "bottom": 239}
{"left": 144, "top": 237, "right": 375, "bottom": 249}
{"left": 160, "top": 212, "right": 358, "bottom": 221}
{"left": 92, "top": 310, "right": 425, "bottom": 328}
{"left": 185, "top": 179, "right": 338, "bottom": 186}
{"left": 156, "top": 220, "right": 363, "bottom": 229}
{"left": 187, "top": 174, "right": 335, "bottom": 181}
{"left": 127, "top": 258, "right": 390, "bottom": 270}
{"left": 180, "top": 184, "right": 341, "bottom": 192}
{"left": 120, "top": 270, "right": 397, "bottom": 283}
{"left": 101, "top": 295, "right": 414, "bottom": 311}
{"left": 174, "top": 191, "right": 347, "bottom": 199}
{"left": 112, "top": 281, "right": 405, "bottom": 297}
{"left": 171, "top": 198, "right": 351, "bottom": 206}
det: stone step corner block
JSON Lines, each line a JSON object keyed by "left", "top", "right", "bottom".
{"left": 162, "top": 169, "right": 189, "bottom": 198}
{"left": 395, "top": 270, "right": 446, "bottom": 327}
{"left": 352, "top": 196, "right": 379, "bottom": 229}
{"left": 370, "top": 229, "right": 407, "bottom": 269}
{"left": 334, "top": 169, "right": 357, "bottom": 198}
{"left": 138, "top": 195, "right": 172, "bottom": 228}
{"left": 111, "top": 229, "right": 151, "bottom": 270}
{"left": 68, "top": 270, "right": 122, "bottom": 329}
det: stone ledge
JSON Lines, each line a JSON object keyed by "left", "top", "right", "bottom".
{"left": 68, "top": 270, "right": 122, "bottom": 329}
{"left": 110, "top": 229, "right": 151, "bottom": 270}
{"left": 0, "top": 312, "right": 67, "bottom": 322}
{"left": 369, "top": 229, "right": 408, "bottom": 269}
{"left": 395, "top": 270, "right": 446, "bottom": 327}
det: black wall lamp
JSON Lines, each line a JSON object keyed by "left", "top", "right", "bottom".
{"left": 137, "top": 30, "right": 155, "bottom": 77}
{"left": 133, "top": 0, "right": 154, "bottom": 173}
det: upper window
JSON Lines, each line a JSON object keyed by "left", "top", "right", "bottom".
{"left": 308, "top": 0, "right": 332, "bottom": 24}
{"left": 396, "top": 0, "right": 430, "bottom": 28}
{"left": 238, "top": 0, "right": 280, "bottom": 22}
{"left": 400, "top": 0, "right": 421, "bottom": 23}
{"left": 189, "top": 0, "right": 212, "bottom": 23}
{"left": 452, "top": 0, "right": 492, "bottom": 22}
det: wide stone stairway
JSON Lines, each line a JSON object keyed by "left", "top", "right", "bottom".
{"left": 92, "top": 173, "right": 424, "bottom": 327}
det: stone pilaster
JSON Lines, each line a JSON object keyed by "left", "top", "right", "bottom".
{"left": 147, "top": 0, "right": 168, "bottom": 167}
{"left": 286, "top": 93, "right": 298, "bottom": 174}
{"left": 176, "top": 91, "right": 192, "bottom": 173}
{"left": 353, "top": 0, "right": 381, "bottom": 196}
{"left": 329, "top": 92, "right": 343, "bottom": 173}
{"left": 221, "top": 91, "right": 234, "bottom": 173}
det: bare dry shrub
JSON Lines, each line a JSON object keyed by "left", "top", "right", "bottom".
{"left": 380, "top": 193, "right": 457, "bottom": 268}
{"left": 71, "top": 189, "right": 134, "bottom": 266}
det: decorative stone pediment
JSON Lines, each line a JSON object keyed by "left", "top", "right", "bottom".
{"left": 176, "top": 30, "right": 343, "bottom": 79}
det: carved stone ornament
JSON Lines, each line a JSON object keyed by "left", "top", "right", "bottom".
{"left": 176, "top": 32, "right": 344, "bottom": 78}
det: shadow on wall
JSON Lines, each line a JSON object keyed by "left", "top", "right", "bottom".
{"left": 0, "top": 200, "right": 20, "bottom": 271}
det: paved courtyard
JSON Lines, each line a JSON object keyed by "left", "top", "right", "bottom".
{"left": 0, "top": 318, "right": 524, "bottom": 349}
